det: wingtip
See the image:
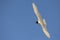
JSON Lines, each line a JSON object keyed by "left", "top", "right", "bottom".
{"left": 48, "top": 34, "right": 50, "bottom": 39}
{"left": 32, "top": 2, "right": 36, "bottom": 7}
{"left": 32, "top": 2, "right": 34, "bottom": 6}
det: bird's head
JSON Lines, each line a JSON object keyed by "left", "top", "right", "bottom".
{"left": 36, "top": 21, "right": 38, "bottom": 24}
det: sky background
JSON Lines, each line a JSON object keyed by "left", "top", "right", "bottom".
{"left": 0, "top": 0, "right": 60, "bottom": 40}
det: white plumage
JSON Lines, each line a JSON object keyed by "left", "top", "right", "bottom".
{"left": 32, "top": 2, "right": 50, "bottom": 38}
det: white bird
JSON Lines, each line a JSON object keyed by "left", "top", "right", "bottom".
{"left": 32, "top": 2, "right": 50, "bottom": 38}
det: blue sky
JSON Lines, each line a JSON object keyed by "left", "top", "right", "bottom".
{"left": 0, "top": 0, "right": 60, "bottom": 40}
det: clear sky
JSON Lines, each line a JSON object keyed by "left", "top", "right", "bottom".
{"left": 0, "top": 0, "right": 60, "bottom": 40}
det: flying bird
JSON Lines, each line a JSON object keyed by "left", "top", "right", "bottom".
{"left": 32, "top": 2, "right": 50, "bottom": 38}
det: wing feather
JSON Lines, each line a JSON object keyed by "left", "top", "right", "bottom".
{"left": 32, "top": 3, "right": 42, "bottom": 20}
{"left": 42, "top": 27, "right": 50, "bottom": 38}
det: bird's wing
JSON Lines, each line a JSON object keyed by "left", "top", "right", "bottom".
{"left": 32, "top": 3, "right": 42, "bottom": 20}
{"left": 42, "top": 26, "right": 50, "bottom": 38}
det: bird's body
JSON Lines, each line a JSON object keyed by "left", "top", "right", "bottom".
{"left": 32, "top": 2, "right": 50, "bottom": 38}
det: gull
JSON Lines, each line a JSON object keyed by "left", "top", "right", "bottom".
{"left": 32, "top": 2, "right": 50, "bottom": 38}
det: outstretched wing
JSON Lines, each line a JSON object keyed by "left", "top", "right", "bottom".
{"left": 42, "top": 20, "right": 50, "bottom": 38}
{"left": 32, "top": 3, "right": 42, "bottom": 21}
{"left": 42, "top": 26, "right": 50, "bottom": 38}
